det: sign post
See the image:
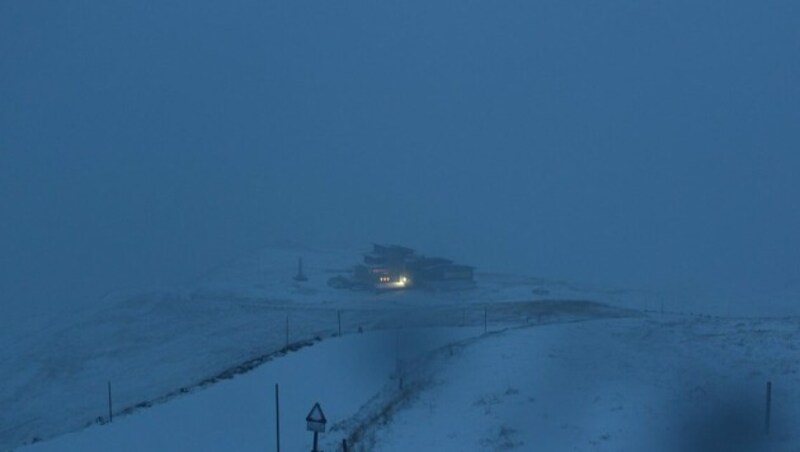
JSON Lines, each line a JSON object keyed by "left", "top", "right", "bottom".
{"left": 305, "top": 402, "right": 327, "bottom": 452}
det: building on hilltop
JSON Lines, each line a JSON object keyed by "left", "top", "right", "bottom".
{"left": 329, "top": 244, "right": 474, "bottom": 291}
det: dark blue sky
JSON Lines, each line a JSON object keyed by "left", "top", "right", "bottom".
{"left": 2, "top": 0, "right": 799, "bottom": 318}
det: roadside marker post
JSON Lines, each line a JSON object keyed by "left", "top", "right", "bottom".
{"left": 275, "top": 384, "right": 281, "bottom": 452}
{"left": 765, "top": 381, "right": 772, "bottom": 435}
{"left": 107, "top": 381, "right": 113, "bottom": 423}
{"left": 285, "top": 315, "right": 289, "bottom": 350}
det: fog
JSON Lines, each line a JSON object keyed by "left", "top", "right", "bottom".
{"left": 2, "top": 0, "right": 799, "bottom": 321}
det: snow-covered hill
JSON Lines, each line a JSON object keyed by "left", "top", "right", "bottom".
{"left": 364, "top": 316, "right": 800, "bottom": 452}
{"left": 0, "top": 245, "right": 634, "bottom": 451}
{"left": 19, "top": 328, "right": 482, "bottom": 452}
{"left": 18, "top": 314, "right": 800, "bottom": 451}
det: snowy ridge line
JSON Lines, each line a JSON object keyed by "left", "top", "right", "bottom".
{"left": 115, "top": 337, "right": 323, "bottom": 420}
{"left": 109, "top": 300, "right": 634, "bottom": 427}
{"left": 324, "top": 302, "right": 638, "bottom": 451}
{"left": 476, "top": 272, "right": 634, "bottom": 296}
{"left": 638, "top": 308, "right": 800, "bottom": 321}
{"left": 14, "top": 336, "right": 326, "bottom": 451}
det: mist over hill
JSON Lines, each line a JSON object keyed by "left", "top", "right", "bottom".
{"left": 2, "top": 0, "right": 799, "bottom": 324}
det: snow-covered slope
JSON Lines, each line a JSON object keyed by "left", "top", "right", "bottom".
{"left": 0, "top": 245, "right": 634, "bottom": 451}
{"left": 19, "top": 328, "right": 481, "bottom": 452}
{"left": 359, "top": 316, "right": 800, "bottom": 452}
{"left": 17, "top": 314, "right": 800, "bottom": 452}
{"left": 5, "top": 243, "right": 796, "bottom": 451}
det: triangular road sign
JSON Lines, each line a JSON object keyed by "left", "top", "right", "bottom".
{"left": 306, "top": 402, "right": 327, "bottom": 433}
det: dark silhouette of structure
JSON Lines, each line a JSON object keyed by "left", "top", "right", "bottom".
{"left": 293, "top": 257, "right": 308, "bottom": 282}
{"left": 328, "top": 244, "right": 474, "bottom": 291}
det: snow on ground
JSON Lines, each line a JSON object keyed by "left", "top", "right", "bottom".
{"left": 16, "top": 312, "right": 800, "bottom": 452}
{"left": 20, "top": 328, "right": 480, "bottom": 452}
{"left": 0, "top": 244, "right": 634, "bottom": 451}
{"left": 4, "top": 244, "right": 797, "bottom": 451}
{"left": 0, "top": 294, "right": 627, "bottom": 451}
{"left": 358, "top": 316, "right": 800, "bottom": 452}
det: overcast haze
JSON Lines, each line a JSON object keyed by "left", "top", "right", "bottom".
{"left": 2, "top": 0, "right": 799, "bottom": 320}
